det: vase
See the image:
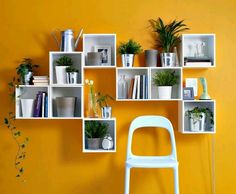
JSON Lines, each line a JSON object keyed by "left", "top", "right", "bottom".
{"left": 118, "top": 75, "right": 128, "bottom": 99}
{"left": 87, "top": 92, "right": 98, "bottom": 118}
{"left": 145, "top": 50, "right": 158, "bottom": 67}
{"left": 101, "top": 106, "right": 112, "bottom": 119}
{"left": 161, "top": 53, "right": 176, "bottom": 67}
{"left": 55, "top": 66, "right": 69, "bottom": 84}
{"left": 87, "top": 52, "right": 102, "bottom": 66}
{"left": 56, "top": 97, "right": 76, "bottom": 117}
{"left": 190, "top": 113, "right": 206, "bottom": 132}
{"left": 122, "top": 54, "right": 134, "bottom": 67}
{"left": 21, "top": 99, "right": 35, "bottom": 117}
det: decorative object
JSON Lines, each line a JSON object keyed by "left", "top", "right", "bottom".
{"left": 55, "top": 56, "right": 73, "bottom": 84}
{"left": 52, "top": 28, "right": 83, "bottom": 52}
{"left": 118, "top": 75, "right": 128, "bottom": 99}
{"left": 149, "top": 17, "right": 189, "bottom": 67}
{"left": 16, "top": 58, "right": 39, "bottom": 85}
{"left": 186, "top": 78, "right": 198, "bottom": 97}
{"left": 21, "top": 99, "right": 35, "bottom": 117}
{"left": 97, "top": 92, "right": 114, "bottom": 118}
{"left": 56, "top": 97, "right": 76, "bottom": 117}
{"left": 185, "top": 107, "right": 214, "bottom": 132}
{"left": 85, "top": 79, "right": 98, "bottom": 118}
{"left": 66, "top": 66, "right": 79, "bottom": 84}
{"left": 199, "top": 77, "right": 211, "bottom": 100}
{"left": 183, "top": 87, "right": 194, "bottom": 100}
{"left": 85, "top": 121, "right": 108, "bottom": 150}
{"left": 94, "top": 45, "right": 111, "bottom": 66}
{"left": 173, "top": 47, "right": 179, "bottom": 67}
{"left": 152, "top": 70, "right": 179, "bottom": 99}
{"left": 118, "top": 39, "right": 142, "bottom": 67}
{"left": 145, "top": 50, "right": 158, "bottom": 67}
{"left": 102, "top": 135, "right": 114, "bottom": 150}
{"left": 87, "top": 52, "right": 102, "bottom": 66}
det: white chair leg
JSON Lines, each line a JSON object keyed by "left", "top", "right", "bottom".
{"left": 125, "top": 167, "right": 131, "bottom": 194}
{"left": 173, "top": 167, "right": 179, "bottom": 194}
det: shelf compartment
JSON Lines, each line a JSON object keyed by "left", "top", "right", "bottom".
{"left": 82, "top": 118, "right": 116, "bottom": 153}
{"left": 150, "top": 67, "right": 182, "bottom": 100}
{"left": 50, "top": 86, "right": 83, "bottom": 118}
{"left": 178, "top": 100, "right": 216, "bottom": 134}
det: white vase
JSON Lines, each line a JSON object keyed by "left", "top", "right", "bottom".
{"left": 190, "top": 113, "right": 206, "bottom": 132}
{"left": 122, "top": 54, "right": 134, "bottom": 67}
{"left": 158, "top": 86, "right": 172, "bottom": 99}
{"left": 55, "top": 66, "right": 69, "bottom": 84}
{"left": 56, "top": 97, "right": 76, "bottom": 117}
{"left": 21, "top": 99, "right": 35, "bottom": 117}
{"left": 161, "top": 53, "right": 176, "bottom": 67}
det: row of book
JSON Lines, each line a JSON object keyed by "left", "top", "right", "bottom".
{"left": 128, "top": 75, "right": 148, "bottom": 99}
{"left": 33, "top": 91, "right": 48, "bottom": 117}
{"left": 33, "top": 76, "right": 49, "bottom": 86}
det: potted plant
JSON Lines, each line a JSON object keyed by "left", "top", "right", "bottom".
{"left": 85, "top": 121, "right": 108, "bottom": 149}
{"left": 16, "top": 58, "right": 39, "bottom": 85}
{"left": 97, "top": 92, "right": 114, "bottom": 118}
{"left": 55, "top": 56, "right": 73, "bottom": 84}
{"left": 149, "top": 17, "right": 189, "bottom": 67}
{"left": 118, "top": 39, "right": 142, "bottom": 67}
{"left": 66, "top": 66, "right": 79, "bottom": 84}
{"left": 152, "top": 70, "right": 179, "bottom": 99}
{"left": 185, "top": 107, "right": 214, "bottom": 132}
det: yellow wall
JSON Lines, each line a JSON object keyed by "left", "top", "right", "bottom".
{"left": 0, "top": 0, "right": 236, "bottom": 193}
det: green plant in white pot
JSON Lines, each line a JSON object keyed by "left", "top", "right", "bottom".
{"left": 118, "top": 39, "right": 142, "bottom": 67}
{"left": 97, "top": 92, "right": 114, "bottom": 119}
{"left": 152, "top": 70, "right": 178, "bottom": 99}
{"left": 185, "top": 107, "right": 214, "bottom": 132}
{"left": 66, "top": 66, "right": 79, "bottom": 84}
{"left": 55, "top": 56, "right": 73, "bottom": 84}
{"left": 85, "top": 121, "right": 108, "bottom": 149}
{"left": 149, "top": 18, "right": 189, "bottom": 67}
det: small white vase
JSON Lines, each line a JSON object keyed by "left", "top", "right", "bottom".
{"left": 158, "top": 86, "right": 172, "bottom": 99}
{"left": 122, "top": 54, "right": 134, "bottom": 67}
{"left": 55, "top": 66, "right": 69, "bottom": 84}
{"left": 21, "top": 99, "right": 35, "bottom": 117}
{"left": 190, "top": 113, "right": 206, "bottom": 132}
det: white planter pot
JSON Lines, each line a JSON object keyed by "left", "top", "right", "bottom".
{"left": 161, "top": 53, "right": 176, "bottom": 67}
{"left": 55, "top": 66, "right": 69, "bottom": 84}
{"left": 190, "top": 113, "right": 206, "bottom": 132}
{"left": 87, "top": 138, "right": 101, "bottom": 149}
{"left": 122, "top": 54, "right": 134, "bottom": 67}
{"left": 158, "top": 86, "right": 172, "bottom": 99}
{"left": 66, "top": 72, "right": 78, "bottom": 84}
{"left": 21, "top": 99, "right": 35, "bottom": 117}
{"left": 101, "top": 106, "right": 112, "bottom": 119}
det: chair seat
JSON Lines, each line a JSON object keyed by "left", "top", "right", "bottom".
{"left": 126, "top": 157, "right": 178, "bottom": 168}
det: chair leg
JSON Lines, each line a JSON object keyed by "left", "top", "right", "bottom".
{"left": 173, "top": 167, "right": 179, "bottom": 194}
{"left": 124, "top": 167, "right": 131, "bottom": 194}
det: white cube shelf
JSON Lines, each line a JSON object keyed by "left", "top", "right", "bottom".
{"left": 50, "top": 86, "right": 83, "bottom": 119}
{"left": 49, "top": 52, "right": 84, "bottom": 85}
{"left": 178, "top": 100, "right": 216, "bottom": 134}
{"left": 180, "top": 34, "right": 216, "bottom": 68}
{"left": 83, "top": 34, "right": 116, "bottom": 67}
{"left": 82, "top": 118, "right": 116, "bottom": 153}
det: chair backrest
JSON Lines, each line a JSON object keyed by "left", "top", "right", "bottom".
{"left": 126, "top": 115, "right": 177, "bottom": 160}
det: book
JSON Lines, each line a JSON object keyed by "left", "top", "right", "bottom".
{"left": 128, "top": 78, "right": 134, "bottom": 99}
{"left": 33, "top": 76, "right": 49, "bottom": 80}
{"left": 33, "top": 83, "right": 49, "bottom": 86}
{"left": 185, "top": 62, "right": 212, "bottom": 67}
{"left": 132, "top": 75, "right": 138, "bottom": 99}
{"left": 136, "top": 75, "right": 140, "bottom": 99}
{"left": 41, "top": 92, "right": 46, "bottom": 118}
{"left": 142, "top": 75, "right": 146, "bottom": 99}
{"left": 145, "top": 75, "right": 148, "bottom": 99}
{"left": 44, "top": 95, "right": 48, "bottom": 117}
{"left": 33, "top": 92, "right": 43, "bottom": 117}
{"left": 33, "top": 80, "right": 49, "bottom": 83}
{"left": 140, "top": 75, "right": 143, "bottom": 99}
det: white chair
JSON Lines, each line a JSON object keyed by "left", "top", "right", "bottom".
{"left": 124, "top": 116, "right": 179, "bottom": 194}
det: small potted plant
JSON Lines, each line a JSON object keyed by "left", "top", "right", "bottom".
{"left": 66, "top": 66, "right": 79, "bottom": 84}
{"left": 55, "top": 56, "right": 73, "bottom": 84}
{"left": 152, "top": 70, "right": 178, "bottom": 99}
{"left": 118, "top": 39, "right": 142, "bottom": 67}
{"left": 97, "top": 92, "right": 114, "bottom": 118}
{"left": 149, "top": 17, "right": 189, "bottom": 67}
{"left": 85, "top": 121, "right": 108, "bottom": 149}
{"left": 16, "top": 58, "right": 39, "bottom": 85}
{"left": 185, "top": 107, "right": 214, "bottom": 132}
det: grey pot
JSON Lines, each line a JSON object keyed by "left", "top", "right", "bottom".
{"left": 87, "top": 138, "right": 101, "bottom": 149}
{"left": 145, "top": 50, "right": 158, "bottom": 67}
{"left": 122, "top": 54, "right": 134, "bottom": 67}
{"left": 87, "top": 52, "right": 102, "bottom": 66}
{"left": 101, "top": 106, "right": 112, "bottom": 119}
{"left": 161, "top": 53, "right": 176, "bottom": 67}
{"left": 56, "top": 97, "right": 76, "bottom": 117}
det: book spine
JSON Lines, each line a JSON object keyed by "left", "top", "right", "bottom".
{"left": 142, "top": 75, "right": 145, "bottom": 99}
{"left": 140, "top": 75, "right": 143, "bottom": 99}
{"left": 132, "top": 75, "right": 138, "bottom": 99}
{"left": 33, "top": 94, "right": 39, "bottom": 117}
{"left": 33, "top": 92, "right": 42, "bottom": 117}
{"left": 136, "top": 75, "right": 140, "bottom": 99}
{"left": 128, "top": 78, "right": 134, "bottom": 99}
{"left": 145, "top": 75, "right": 148, "bottom": 99}
{"left": 42, "top": 92, "right": 46, "bottom": 118}
{"left": 45, "top": 95, "right": 48, "bottom": 117}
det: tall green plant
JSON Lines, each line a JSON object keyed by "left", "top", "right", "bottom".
{"left": 153, "top": 70, "right": 179, "bottom": 86}
{"left": 118, "top": 39, "right": 143, "bottom": 54}
{"left": 85, "top": 121, "right": 108, "bottom": 138}
{"left": 149, "top": 17, "right": 189, "bottom": 52}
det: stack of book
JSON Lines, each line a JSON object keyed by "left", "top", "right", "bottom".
{"left": 128, "top": 75, "right": 148, "bottom": 99}
{"left": 184, "top": 57, "right": 212, "bottom": 67}
{"left": 33, "top": 91, "right": 48, "bottom": 117}
{"left": 33, "top": 76, "right": 49, "bottom": 86}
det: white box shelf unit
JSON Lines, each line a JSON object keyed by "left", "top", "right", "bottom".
{"left": 16, "top": 85, "right": 49, "bottom": 119}
{"left": 180, "top": 34, "right": 216, "bottom": 68}
{"left": 83, "top": 34, "right": 116, "bottom": 68}
{"left": 82, "top": 118, "right": 116, "bottom": 153}
{"left": 49, "top": 52, "right": 84, "bottom": 85}
{"left": 178, "top": 100, "right": 216, "bottom": 134}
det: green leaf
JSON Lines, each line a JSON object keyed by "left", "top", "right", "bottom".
{"left": 4, "top": 118, "right": 9, "bottom": 124}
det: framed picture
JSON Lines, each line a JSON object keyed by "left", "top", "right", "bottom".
{"left": 183, "top": 87, "right": 194, "bottom": 100}
{"left": 94, "top": 45, "right": 111, "bottom": 66}
{"left": 185, "top": 78, "right": 198, "bottom": 96}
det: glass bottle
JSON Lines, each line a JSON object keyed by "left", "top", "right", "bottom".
{"left": 118, "top": 75, "right": 128, "bottom": 99}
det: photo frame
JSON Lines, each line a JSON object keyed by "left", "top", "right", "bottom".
{"left": 183, "top": 87, "right": 194, "bottom": 100}
{"left": 185, "top": 78, "right": 198, "bottom": 97}
{"left": 94, "top": 45, "right": 111, "bottom": 66}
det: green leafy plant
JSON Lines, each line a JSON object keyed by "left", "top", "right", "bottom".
{"left": 66, "top": 66, "right": 79, "bottom": 73}
{"left": 185, "top": 107, "right": 214, "bottom": 125}
{"left": 149, "top": 17, "right": 189, "bottom": 52}
{"left": 85, "top": 121, "right": 108, "bottom": 138}
{"left": 153, "top": 70, "right": 179, "bottom": 86}
{"left": 97, "top": 92, "right": 114, "bottom": 108}
{"left": 56, "top": 56, "right": 73, "bottom": 66}
{"left": 118, "top": 39, "right": 143, "bottom": 55}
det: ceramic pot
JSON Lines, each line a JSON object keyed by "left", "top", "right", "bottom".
{"left": 87, "top": 52, "right": 102, "bottom": 66}
{"left": 145, "top": 50, "right": 158, "bottom": 67}
{"left": 55, "top": 66, "right": 69, "bottom": 84}
{"left": 24, "top": 71, "right": 33, "bottom": 85}
{"left": 21, "top": 99, "right": 35, "bottom": 117}
{"left": 66, "top": 72, "right": 78, "bottom": 84}
{"left": 101, "top": 106, "right": 112, "bottom": 119}
{"left": 158, "top": 86, "right": 172, "bottom": 99}
{"left": 87, "top": 138, "right": 100, "bottom": 149}
{"left": 56, "top": 97, "right": 76, "bottom": 117}
{"left": 161, "top": 53, "right": 176, "bottom": 67}
{"left": 190, "top": 113, "right": 206, "bottom": 132}
{"left": 122, "top": 54, "right": 134, "bottom": 67}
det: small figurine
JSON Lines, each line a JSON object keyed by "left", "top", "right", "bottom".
{"left": 199, "top": 77, "right": 211, "bottom": 100}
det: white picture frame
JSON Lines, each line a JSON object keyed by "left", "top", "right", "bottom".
{"left": 94, "top": 45, "right": 111, "bottom": 66}
{"left": 185, "top": 78, "right": 198, "bottom": 97}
